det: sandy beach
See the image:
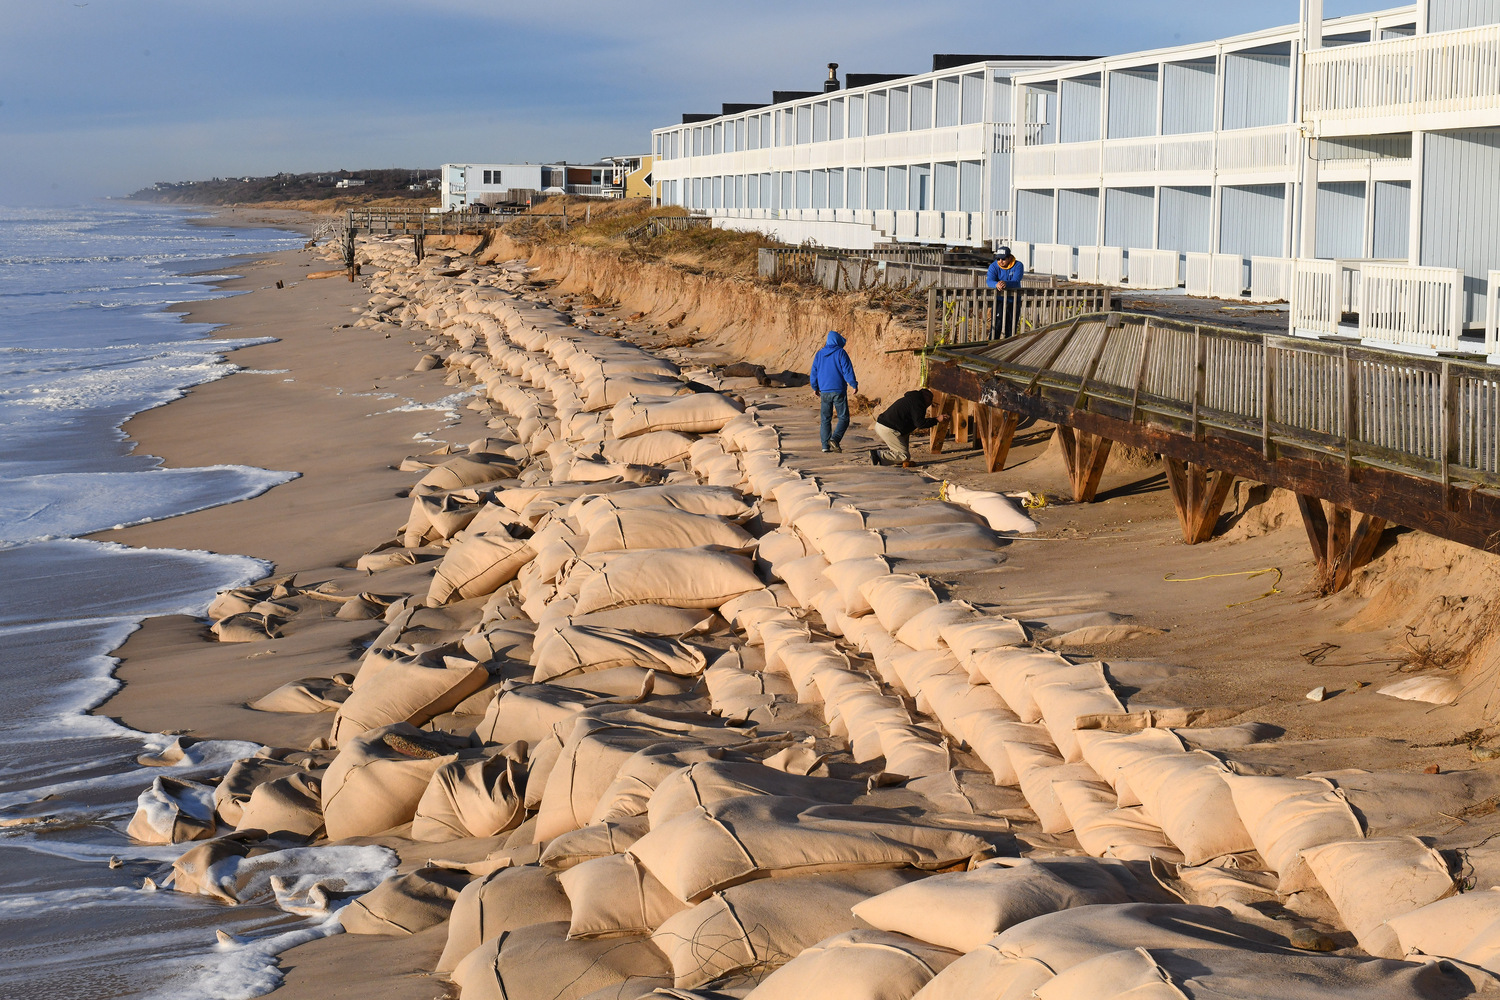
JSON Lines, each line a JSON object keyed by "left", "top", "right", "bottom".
{"left": 86, "top": 213, "right": 1500, "bottom": 999}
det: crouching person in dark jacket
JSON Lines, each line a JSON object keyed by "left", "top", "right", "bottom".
{"left": 871, "top": 388, "right": 937, "bottom": 466}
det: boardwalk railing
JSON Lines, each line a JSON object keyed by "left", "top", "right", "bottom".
{"left": 931, "top": 312, "right": 1500, "bottom": 488}
{"left": 925, "top": 286, "right": 1115, "bottom": 346}
{"left": 345, "top": 207, "right": 539, "bottom": 236}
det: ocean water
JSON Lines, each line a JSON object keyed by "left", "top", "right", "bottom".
{"left": 0, "top": 204, "right": 354, "bottom": 998}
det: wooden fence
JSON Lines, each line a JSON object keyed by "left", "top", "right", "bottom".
{"left": 936, "top": 311, "right": 1500, "bottom": 489}
{"left": 345, "top": 207, "right": 559, "bottom": 236}
{"left": 925, "top": 286, "right": 1115, "bottom": 346}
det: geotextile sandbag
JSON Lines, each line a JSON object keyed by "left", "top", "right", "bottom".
{"left": 1027, "top": 661, "right": 1126, "bottom": 761}
{"left": 573, "top": 547, "right": 762, "bottom": 615}
{"left": 427, "top": 531, "right": 536, "bottom": 606}
{"left": 329, "top": 658, "right": 489, "bottom": 746}
{"left": 128, "top": 776, "right": 218, "bottom": 844}
{"left": 450, "top": 920, "right": 671, "bottom": 1000}
{"left": 1385, "top": 886, "right": 1500, "bottom": 973}
{"left": 744, "top": 929, "right": 960, "bottom": 1000}
{"left": 940, "top": 483, "right": 1037, "bottom": 533}
{"left": 644, "top": 760, "right": 868, "bottom": 830}
{"left": 630, "top": 795, "right": 999, "bottom": 903}
{"left": 852, "top": 857, "right": 1167, "bottom": 953}
{"left": 1052, "top": 778, "right": 1183, "bottom": 862}
{"left": 338, "top": 866, "right": 469, "bottom": 935}
{"left": 412, "top": 754, "right": 527, "bottom": 842}
{"left": 582, "top": 508, "right": 752, "bottom": 554}
{"left": 601, "top": 430, "right": 694, "bottom": 466}
{"left": 1301, "top": 836, "right": 1457, "bottom": 957}
{"left": 1222, "top": 773, "right": 1364, "bottom": 887}
{"left": 1118, "top": 749, "right": 1253, "bottom": 865}
{"left": 235, "top": 772, "right": 324, "bottom": 839}
{"left": 971, "top": 646, "right": 1073, "bottom": 722}
{"left": 861, "top": 574, "right": 942, "bottom": 633}
{"left": 539, "top": 816, "right": 652, "bottom": 870}
{"left": 530, "top": 625, "right": 707, "bottom": 682}
{"left": 612, "top": 392, "right": 744, "bottom": 438}
{"left": 939, "top": 617, "right": 1029, "bottom": 673}
{"left": 895, "top": 601, "right": 982, "bottom": 650}
{"left": 320, "top": 724, "right": 473, "bottom": 841}
{"left": 652, "top": 870, "right": 927, "bottom": 988}
{"left": 437, "top": 864, "right": 573, "bottom": 973}
{"left": 559, "top": 851, "right": 688, "bottom": 940}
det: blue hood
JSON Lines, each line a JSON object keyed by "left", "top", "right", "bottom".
{"left": 825, "top": 331, "right": 845, "bottom": 348}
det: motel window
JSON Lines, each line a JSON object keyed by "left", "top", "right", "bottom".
{"left": 813, "top": 102, "right": 829, "bottom": 142}
{"left": 779, "top": 171, "right": 792, "bottom": 210}
{"left": 848, "top": 94, "right": 864, "bottom": 137}
{"left": 713, "top": 122, "right": 722, "bottom": 154}
{"left": 747, "top": 116, "right": 760, "bottom": 149}
{"left": 830, "top": 98, "right": 844, "bottom": 140}
{"left": 812, "top": 169, "right": 828, "bottom": 208}
{"left": 713, "top": 176, "right": 723, "bottom": 208}
{"left": 911, "top": 81, "right": 933, "bottom": 130}
{"left": 762, "top": 113, "right": 773, "bottom": 147}
{"left": 868, "top": 91, "right": 887, "bottom": 136}
{"left": 934, "top": 161, "right": 958, "bottom": 211}
{"left": 796, "top": 170, "right": 811, "bottom": 208}
{"left": 867, "top": 166, "right": 885, "bottom": 209}
{"left": 829, "top": 167, "right": 845, "bottom": 209}
{"left": 736, "top": 118, "right": 746, "bottom": 151}
{"left": 889, "top": 86, "right": 910, "bottom": 132}
{"left": 760, "top": 173, "right": 772, "bottom": 209}
{"left": 888, "top": 165, "right": 908, "bottom": 210}
{"left": 847, "top": 167, "right": 864, "bottom": 209}
{"left": 796, "top": 106, "right": 812, "bottom": 144}
{"left": 959, "top": 160, "right": 982, "bottom": 211}
{"left": 482, "top": 170, "right": 491, "bottom": 184}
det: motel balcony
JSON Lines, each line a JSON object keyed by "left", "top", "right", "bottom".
{"left": 1302, "top": 23, "right": 1500, "bottom": 136}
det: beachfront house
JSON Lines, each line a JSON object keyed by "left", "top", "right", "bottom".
{"left": 650, "top": 3, "right": 1500, "bottom": 358}
{"left": 440, "top": 158, "right": 655, "bottom": 209}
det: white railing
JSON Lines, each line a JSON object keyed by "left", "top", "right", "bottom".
{"left": 1007, "top": 241, "right": 1033, "bottom": 269}
{"left": 1211, "top": 254, "right": 1247, "bottom": 299}
{"left": 1127, "top": 249, "right": 1180, "bottom": 289}
{"left": 1217, "top": 128, "right": 1295, "bottom": 173}
{"left": 1291, "top": 258, "right": 1343, "bottom": 336}
{"left": 1488, "top": 269, "right": 1500, "bottom": 356}
{"left": 1249, "top": 257, "right": 1294, "bottom": 302}
{"left": 895, "top": 211, "right": 919, "bottom": 239}
{"left": 942, "top": 212, "right": 970, "bottom": 242}
{"left": 986, "top": 210, "right": 1014, "bottom": 243}
{"left": 1303, "top": 23, "right": 1500, "bottom": 124}
{"left": 917, "top": 211, "right": 944, "bottom": 239}
{"left": 874, "top": 210, "right": 896, "bottom": 235}
{"left": 1185, "top": 253, "right": 1212, "bottom": 296}
{"left": 1033, "top": 243, "right": 1075, "bottom": 277}
{"left": 1076, "top": 246, "right": 1125, "bottom": 286}
{"left": 1359, "top": 263, "right": 1467, "bottom": 352}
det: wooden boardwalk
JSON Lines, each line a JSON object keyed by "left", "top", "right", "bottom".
{"left": 923, "top": 310, "right": 1500, "bottom": 589}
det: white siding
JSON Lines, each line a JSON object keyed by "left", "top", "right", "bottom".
{"left": 1104, "top": 187, "right": 1156, "bottom": 248}
{"left": 890, "top": 87, "right": 910, "bottom": 132}
{"left": 1108, "top": 68, "right": 1158, "bottom": 139}
{"left": 1059, "top": 75, "right": 1102, "bottom": 143}
{"left": 912, "top": 81, "right": 934, "bottom": 130}
{"left": 961, "top": 73, "right": 985, "bottom": 125}
{"left": 1159, "top": 185, "right": 1213, "bottom": 253}
{"left": 848, "top": 167, "right": 864, "bottom": 210}
{"left": 1017, "top": 189, "right": 1056, "bottom": 243}
{"left": 1219, "top": 183, "right": 1286, "bottom": 258}
{"left": 911, "top": 164, "right": 933, "bottom": 211}
{"left": 1427, "top": 0, "right": 1500, "bottom": 30}
{"left": 868, "top": 166, "right": 886, "bottom": 209}
{"left": 936, "top": 77, "right": 961, "bottom": 128}
{"left": 1420, "top": 129, "right": 1500, "bottom": 323}
{"left": 960, "top": 160, "right": 983, "bottom": 212}
{"left": 935, "top": 161, "right": 959, "bottom": 211}
{"left": 1058, "top": 187, "right": 1101, "bottom": 246}
{"left": 829, "top": 168, "right": 845, "bottom": 209}
{"left": 1222, "top": 44, "right": 1290, "bottom": 130}
{"left": 1162, "top": 59, "right": 1216, "bottom": 134}
{"left": 830, "top": 98, "right": 844, "bottom": 140}
{"left": 1372, "top": 180, "right": 1410, "bottom": 261}
{"left": 888, "top": 165, "right": 909, "bottom": 210}
{"left": 868, "top": 91, "right": 887, "bottom": 135}
{"left": 1314, "top": 181, "right": 1366, "bottom": 259}
{"left": 848, "top": 95, "right": 864, "bottom": 138}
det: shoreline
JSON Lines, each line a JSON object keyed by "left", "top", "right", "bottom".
{"left": 85, "top": 215, "right": 1500, "bottom": 998}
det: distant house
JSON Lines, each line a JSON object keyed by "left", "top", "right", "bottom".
{"left": 335, "top": 179, "right": 366, "bottom": 189}
{"left": 437, "top": 157, "right": 655, "bottom": 210}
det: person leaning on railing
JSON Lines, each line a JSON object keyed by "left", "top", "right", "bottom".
{"left": 987, "top": 246, "right": 1025, "bottom": 339}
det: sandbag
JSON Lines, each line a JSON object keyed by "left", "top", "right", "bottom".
{"left": 1385, "top": 886, "right": 1500, "bottom": 974}
{"left": 573, "top": 547, "right": 762, "bottom": 615}
{"left": 338, "top": 866, "right": 469, "bottom": 935}
{"left": 1222, "top": 773, "right": 1364, "bottom": 887}
{"left": 1027, "top": 661, "right": 1126, "bottom": 761}
{"left": 612, "top": 392, "right": 744, "bottom": 438}
{"left": 236, "top": 772, "right": 324, "bottom": 839}
{"left": 1301, "top": 836, "right": 1457, "bottom": 957}
{"left": 645, "top": 760, "right": 868, "bottom": 830}
{"left": 653, "top": 870, "right": 926, "bottom": 988}
{"left": 531, "top": 626, "right": 707, "bottom": 682}
{"left": 559, "top": 852, "right": 688, "bottom": 940}
{"left": 744, "top": 929, "right": 960, "bottom": 1000}
{"left": 320, "top": 725, "right": 473, "bottom": 841}
{"left": 853, "top": 857, "right": 1166, "bottom": 953}
{"left": 412, "top": 754, "right": 527, "bottom": 842}
{"left": 540, "top": 816, "right": 653, "bottom": 871}
{"left": 861, "top": 574, "right": 942, "bottom": 633}
{"left": 601, "top": 430, "right": 694, "bottom": 466}
{"left": 437, "top": 864, "right": 572, "bottom": 973}
{"left": 451, "top": 920, "right": 671, "bottom": 1000}
{"left": 127, "top": 776, "right": 217, "bottom": 844}
{"left": 427, "top": 531, "right": 536, "bottom": 606}
{"left": 630, "top": 795, "right": 999, "bottom": 903}
{"left": 941, "top": 483, "right": 1037, "bottom": 533}
{"left": 583, "top": 507, "right": 752, "bottom": 554}
{"left": 1119, "top": 749, "right": 1253, "bottom": 865}
{"left": 329, "top": 659, "right": 489, "bottom": 746}
{"left": 248, "top": 676, "right": 352, "bottom": 713}
{"left": 895, "top": 601, "right": 982, "bottom": 650}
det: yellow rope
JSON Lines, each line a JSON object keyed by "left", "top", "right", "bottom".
{"left": 1163, "top": 567, "right": 1283, "bottom": 608}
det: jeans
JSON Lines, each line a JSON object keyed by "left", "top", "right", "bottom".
{"left": 873, "top": 422, "right": 910, "bottom": 463}
{"left": 992, "top": 288, "right": 1019, "bottom": 339}
{"left": 819, "top": 391, "right": 849, "bottom": 449}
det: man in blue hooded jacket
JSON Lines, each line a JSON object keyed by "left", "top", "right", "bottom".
{"left": 986, "top": 246, "right": 1025, "bottom": 339}
{"left": 809, "top": 330, "right": 858, "bottom": 453}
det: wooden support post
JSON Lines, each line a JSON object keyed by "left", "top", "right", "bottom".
{"left": 1162, "top": 457, "right": 1236, "bottom": 544}
{"left": 1056, "top": 425, "right": 1114, "bottom": 502}
{"left": 954, "top": 398, "right": 971, "bottom": 446}
{"left": 1296, "top": 495, "right": 1388, "bottom": 592}
{"left": 974, "top": 406, "right": 1021, "bottom": 473}
{"left": 928, "top": 391, "right": 960, "bottom": 453}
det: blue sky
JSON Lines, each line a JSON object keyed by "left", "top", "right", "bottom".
{"left": 0, "top": 0, "right": 1384, "bottom": 205}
